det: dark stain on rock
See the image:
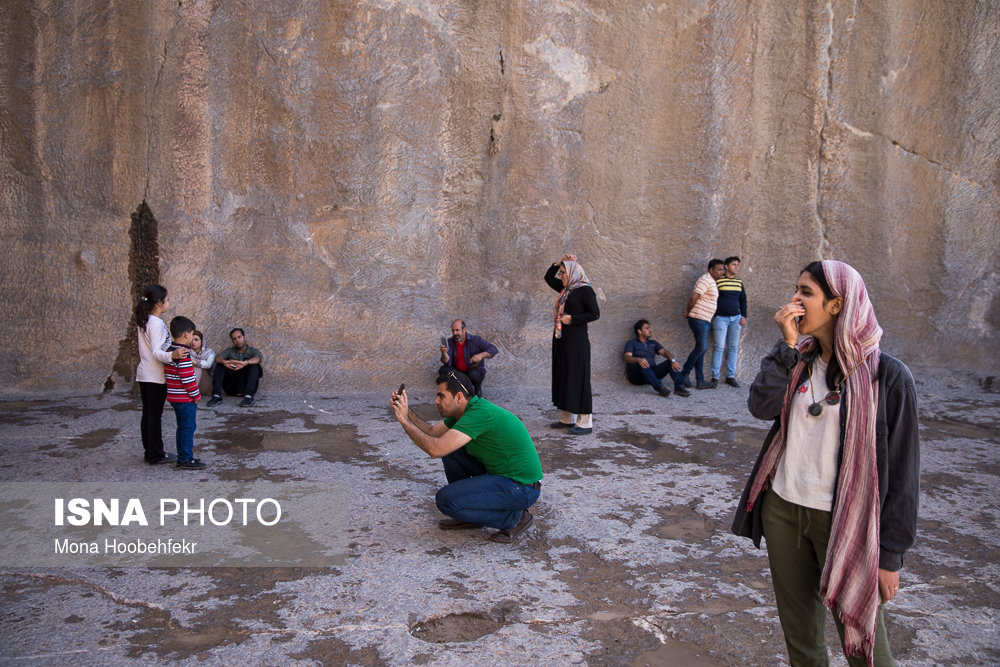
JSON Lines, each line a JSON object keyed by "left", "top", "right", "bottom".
{"left": 216, "top": 466, "right": 296, "bottom": 482}
{"left": 645, "top": 503, "right": 719, "bottom": 541}
{"left": 0, "top": 399, "right": 57, "bottom": 425}
{"left": 68, "top": 427, "right": 119, "bottom": 450}
{"left": 409, "top": 605, "right": 511, "bottom": 643}
{"left": 112, "top": 201, "right": 160, "bottom": 386}
{"left": 202, "top": 410, "right": 365, "bottom": 464}
{"left": 287, "top": 636, "right": 383, "bottom": 665}
{"left": 535, "top": 435, "right": 644, "bottom": 477}
{"left": 545, "top": 547, "right": 665, "bottom": 661}
{"left": 125, "top": 567, "right": 328, "bottom": 660}
{"left": 600, "top": 428, "right": 700, "bottom": 464}
{"left": 920, "top": 416, "right": 999, "bottom": 442}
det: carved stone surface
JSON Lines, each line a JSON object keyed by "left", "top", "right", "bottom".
{"left": 1, "top": 1, "right": 997, "bottom": 393}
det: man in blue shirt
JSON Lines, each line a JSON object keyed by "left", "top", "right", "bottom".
{"left": 624, "top": 319, "right": 691, "bottom": 397}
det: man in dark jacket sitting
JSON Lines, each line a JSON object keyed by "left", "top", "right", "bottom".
{"left": 438, "top": 319, "right": 499, "bottom": 397}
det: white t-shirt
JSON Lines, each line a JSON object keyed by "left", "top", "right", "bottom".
{"left": 136, "top": 315, "right": 172, "bottom": 384}
{"left": 773, "top": 356, "right": 842, "bottom": 512}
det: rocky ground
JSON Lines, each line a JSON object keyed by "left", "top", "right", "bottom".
{"left": 1, "top": 370, "right": 997, "bottom": 665}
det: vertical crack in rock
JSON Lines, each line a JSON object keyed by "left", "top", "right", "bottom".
{"left": 814, "top": 0, "right": 835, "bottom": 258}
{"left": 109, "top": 202, "right": 161, "bottom": 391}
{"left": 489, "top": 114, "right": 502, "bottom": 156}
{"left": 490, "top": 46, "right": 506, "bottom": 156}
{"left": 145, "top": 42, "right": 168, "bottom": 201}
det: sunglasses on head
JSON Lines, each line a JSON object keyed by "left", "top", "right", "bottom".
{"left": 447, "top": 370, "right": 472, "bottom": 396}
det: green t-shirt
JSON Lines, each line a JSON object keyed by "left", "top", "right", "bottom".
{"left": 444, "top": 396, "right": 543, "bottom": 485}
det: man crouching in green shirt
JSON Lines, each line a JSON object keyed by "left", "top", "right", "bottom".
{"left": 390, "top": 369, "right": 543, "bottom": 543}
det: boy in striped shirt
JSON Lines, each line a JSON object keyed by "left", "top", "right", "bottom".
{"left": 166, "top": 316, "right": 206, "bottom": 470}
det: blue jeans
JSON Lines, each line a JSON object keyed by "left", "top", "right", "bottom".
{"left": 171, "top": 402, "right": 197, "bottom": 463}
{"left": 681, "top": 318, "right": 712, "bottom": 383}
{"left": 711, "top": 315, "right": 742, "bottom": 380}
{"left": 436, "top": 447, "right": 540, "bottom": 531}
{"left": 626, "top": 361, "right": 686, "bottom": 390}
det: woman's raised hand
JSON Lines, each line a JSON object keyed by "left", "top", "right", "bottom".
{"left": 775, "top": 302, "right": 804, "bottom": 347}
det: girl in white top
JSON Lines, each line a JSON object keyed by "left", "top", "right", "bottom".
{"left": 134, "top": 285, "right": 188, "bottom": 464}
{"left": 190, "top": 329, "right": 216, "bottom": 396}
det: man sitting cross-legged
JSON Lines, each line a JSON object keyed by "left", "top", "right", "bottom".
{"left": 390, "top": 370, "right": 542, "bottom": 543}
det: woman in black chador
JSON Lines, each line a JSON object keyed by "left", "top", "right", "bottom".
{"left": 544, "top": 253, "right": 600, "bottom": 434}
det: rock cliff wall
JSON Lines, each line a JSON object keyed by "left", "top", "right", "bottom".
{"left": 1, "top": 0, "right": 997, "bottom": 393}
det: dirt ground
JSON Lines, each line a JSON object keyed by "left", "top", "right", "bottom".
{"left": 1, "top": 370, "right": 998, "bottom": 665}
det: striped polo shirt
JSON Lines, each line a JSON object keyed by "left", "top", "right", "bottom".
{"left": 688, "top": 273, "right": 719, "bottom": 322}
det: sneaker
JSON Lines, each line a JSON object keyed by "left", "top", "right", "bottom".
{"left": 147, "top": 452, "right": 176, "bottom": 465}
{"left": 656, "top": 385, "right": 671, "bottom": 397}
{"left": 438, "top": 518, "right": 481, "bottom": 530}
{"left": 725, "top": 377, "right": 741, "bottom": 388}
{"left": 696, "top": 380, "right": 712, "bottom": 389}
{"left": 674, "top": 386, "right": 691, "bottom": 397}
{"left": 207, "top": 395, "right": 223, "bottom": 407}
{"left": 240, "top": 395, "right": 255, "bottom": 408}
{"left": 176, "top": 458, "right": 207, "bottom": 470}
{"left": 568, "top": 426, "right": 593, "bottom": 435}
{"left": 489, "top": 510, "right": 534, "bottom": 543}
{"left": 549, "top": 421, "right": 574, "bottom": 429}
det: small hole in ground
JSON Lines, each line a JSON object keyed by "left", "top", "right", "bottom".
{"left": 409, "top": 611, "right": 506, "bottom": 643}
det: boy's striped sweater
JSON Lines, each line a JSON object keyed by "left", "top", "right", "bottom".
{"left": 165, "top": 344, "right": 201, "bottom": 403}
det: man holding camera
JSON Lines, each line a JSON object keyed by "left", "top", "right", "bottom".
{"left": 390, "top": 370, "right": 542, "bottom": 543}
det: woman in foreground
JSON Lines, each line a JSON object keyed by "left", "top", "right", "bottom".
{"left": 732, "top": 260, "right": 919, "bottom": 666}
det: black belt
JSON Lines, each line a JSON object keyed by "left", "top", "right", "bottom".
{"left": 531, "top": 481, "right": 542, "bottom": 490}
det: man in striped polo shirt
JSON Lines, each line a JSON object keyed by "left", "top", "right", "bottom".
{"left": 681, "top": 259, "right": 725, "bottom": 389}
{"left": 711, "top": 256, "right": 748, "bottom": 388}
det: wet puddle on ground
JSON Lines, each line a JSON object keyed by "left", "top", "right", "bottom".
{"left": 920, "top": 416, "right": 999, "bottom": 442}
{"left": 600, "top": 428, "right": 699, "bottom": 464}
{"left": 202, "top": 411, "right": 364, "bottom": 464}
{"left": 646, "top": 504, "right": 719, "bottom": 541}
{"left": 409, "top": 609, "right": 508, "bottom": 643}
{"left": 632, "top": 635, "right": 729, "bottom": 666}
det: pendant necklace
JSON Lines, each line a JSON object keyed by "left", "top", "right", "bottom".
{"left": 806, "top": 353, "right": 871, "bottom": 417}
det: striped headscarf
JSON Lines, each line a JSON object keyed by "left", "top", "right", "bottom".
{"left": 746, "top": 260, "right": 883, "bottom": 664}
{"left": 553, "top": 260, "right": 590, "bottom": 339}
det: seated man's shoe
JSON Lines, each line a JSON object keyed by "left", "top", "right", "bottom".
{"left": 240, "top": 395, "right": 255, "bottom": 408}
{"left": 147, "top": 453, "right": 176, "bottom": 465}
{"left": 568, "top": 426, "right": 592, "bottom": 435}
{"left": 489, "top": 510, "right": 533, "bottom": 543}
{"left": 207, "top": 395, "right": 223, "bottom": 407}
{"left": 725, "top": 377, "right": 741, "bottom": 388}
{"left": 674, "top": 386, "right": 691, "bottom": 397}
{"left": 656, "top": 385, "right": 671, "bottom": 397}
{"left": 549, "top": 421, "right": 574, "bottom": 429}
{"left": 176, "top": 458, "right": 207, "bottom": 470}
{"left": 438, "top": 518, "right": 481, "bottom": 530}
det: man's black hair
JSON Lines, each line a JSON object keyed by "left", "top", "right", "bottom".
{"left": 708, "top": 258, "right": 725, "bottom": 270}
{"left": 170, "top": 316, "right": 197, "bottom": 339}
{"left": 229, "top": 327, "right": 245, "bottom": 338}
{"left": 435, "top": 369, "right": 474, "bottom": 399}
{"left": 724, "top": 256, "right": 740, "bottom": 265}
{"left": 633, "top": 319, "right": 649, "bottom": 338}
